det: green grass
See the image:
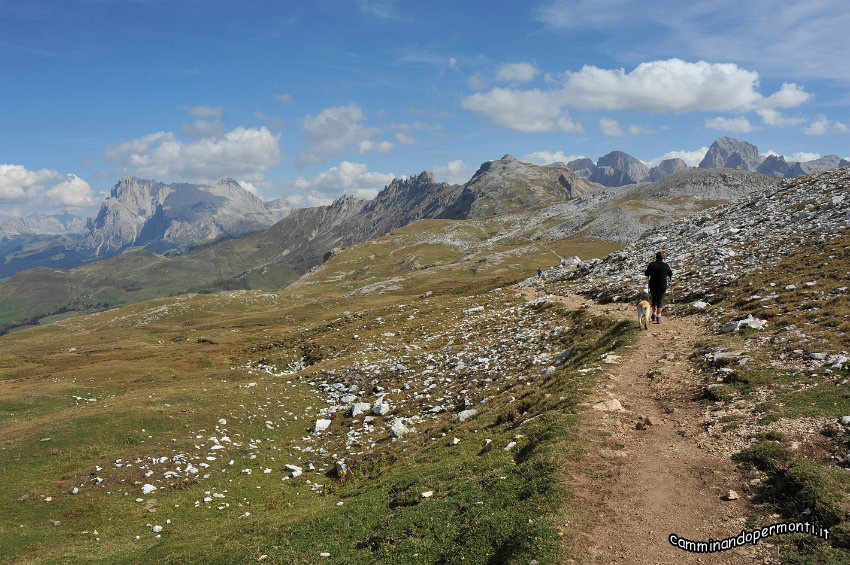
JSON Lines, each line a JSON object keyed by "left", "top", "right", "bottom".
{"left": 0, "top": 226, "right": 628, "bottom": 562}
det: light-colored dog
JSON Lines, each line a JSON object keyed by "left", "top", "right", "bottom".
{"left": 637, "top": 299, "right": 652, "bottom": 330}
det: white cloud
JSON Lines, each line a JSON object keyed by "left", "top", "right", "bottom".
{"left": 803, "top": 115, "right": 831, "bottom": 135}
{"left": 645, "top": 147, "right": 709, "bottom": 167}
{"left": 560, "top": 59, "right": 804, "bottom": 112}
{"left": 297, "top": 103, "right": 393, "bottom": 167}
{"left": 462, "top": 59, "right": 810, "bottom": 133}
{"left": 495, "top": 62, "right": 539, "bottom": 82}
{"left": 432, "top": 159, "right": 471, "bottom": 184}
{"left": 599, "top": 118, "right": 624, "bottom": 137}
{"left": 0, "top": 164, "right": 94, "bottom": 212}
{"left": 599, "top": 118, "right": 653, "bottom": 137}
{"left": 0, "top": 164, "right": 58, "bottom": 201}
{"left": 461, "top": 87, "right": 583, "bottom": 133}
{"left": 448, "top": 56, "right": 458, "bottom": 68}
{"left": 788, "top": 152, "right": 821, "bottom": 162}
{"left": 45, "top": 174, "right": 94, "bottom": 207}
{"left": 705, "top": 116, "right": 754, "bottom": 133}
{"left": 522, "top": 151, "right": 585, "bottom": 165}
{"left": 756, "top": 108, "right": 804, "bottom": 127}
{"left": 357, "top": 0, "right": 400, "bottom": 19}
{"left": 801, "top": 116, "right": 847, "bottom": 135}
{"left": 356, "top": 139, "right": 394, "bottom": 154}
{"left": 105, "top": 127, "right": 281, "bottom": 182}
{"left": 275, "top": 93, "right": 295, "bottom": 105}
{"left": 290, "top": 161, "right": 396, "bottom": 206}
{"left": 394, "top": 132, "right": 416, "bottom": 145}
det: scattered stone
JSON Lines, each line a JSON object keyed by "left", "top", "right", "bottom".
{"left": 389, "top": 418, "right": 408, "bottom": 438}
{"left": 724, "top": 490, "right": 739, "bottom": 501}
{"left": 592, "top": 398, "right": 623, "bottom": 412}
{"left": 456, "top": 409, "right": 478, "bottom": 422}
{"left": 141, "top": 484, "right": 157, "bottom": 495}
{"left": 285, "top": 464, "right": 303, "bottom": 478}
{"left": 692, "top": 300, "right": 709, "bottom": 310}
{"left": 314, "top": 419, "right": 332, "bottom": 433}
{"left": 421, "top": 491, "right": 433, "bottom": 498}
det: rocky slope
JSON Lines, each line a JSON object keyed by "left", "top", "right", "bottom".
{"left": 535, "top": 166, "right": 849, "bottom": 309}
{"left": 85, "top": 177, "right": 290, "bottom": 255}
{"left": 442, "top": 155, "right": 595, "bottom": 218}
{"left": 0, "top": 212, "right": 87, "bottom": 238}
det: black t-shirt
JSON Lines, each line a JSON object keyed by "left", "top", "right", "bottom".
{"left": 645, "top": 260, "right": 673, "bottom": 290}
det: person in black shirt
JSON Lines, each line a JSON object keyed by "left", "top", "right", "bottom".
{"left": 644, "top": 251, "right": 673, "bottom": 323}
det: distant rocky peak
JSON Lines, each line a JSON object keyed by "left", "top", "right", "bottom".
{"left": 501, "top": 154, "right": 517, "bottom": 161}
{"left": 699, "top": 136, "right": 762, "bottom": 170}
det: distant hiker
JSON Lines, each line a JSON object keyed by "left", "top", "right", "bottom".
{"left": 537, "top": 267, "right": 543, "bottom": 278}
{"left": 644, "top": 251, "right": 673, "bottom": 324}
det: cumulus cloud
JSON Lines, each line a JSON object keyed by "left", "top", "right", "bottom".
{"left": 0, "top": 164, "right": 58, "bottom": 201}
{"left": 756, "top": 108, "right": 804, "bottom": 127}
{"left": 289, "top": 161, "right": 396, "bottom": 206}
{"left": 297, "top": 103, "right": 394, "bottom": 167}
{"left": 705, "top": 116, "right": 754, "bottom": 133}
{"left": 522, "top": 151, "right": 585, "bottom": 165}
{"left": 432, "top": 159, "right": 471, "bottom": 184}
{"left": 803, "top": 117, "right": 828, "bottom": 135}
{"left": 104, "top": 127, "right": 281, "bottom": 182}
{"left": 599, "top": 118, "right": 624, "bottom": 137}
{"left": 394, "top": 132, "right": 416, "bottom": 145}
{"left": 45, "top": 174, "right": 95, "bottom": 207}
{"left": 0, "top": 164, "right": 94, "bottom": 211}
{"left": 495, "top": 62, "right": 539, "bottom": 82}
{"left": 461, "top": 88, "right": 583, "bottom": 133}
{"left": 462, "top": 59, "right": 808, "bottom": 133}
{"left": 645, "top": 147, "right": 709, "bottom": 167}
{"left": 356, "top": 139, "right": 394, "bottom": 154}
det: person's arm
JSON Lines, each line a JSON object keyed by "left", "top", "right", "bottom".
{"left": 666, "top": 264, "right": 673, "bottom": 278}
{"left": 644, "top": 264, "right": 651, "bottom": 277}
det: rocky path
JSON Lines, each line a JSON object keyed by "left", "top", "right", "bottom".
{"left": 536, "top": 291, "right": 774, "bottom": 564}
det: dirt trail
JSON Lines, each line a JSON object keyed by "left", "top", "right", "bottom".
{"left": 532, "top": 291, "right": 773, "bottom": 564}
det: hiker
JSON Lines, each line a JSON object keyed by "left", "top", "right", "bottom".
{"left": 644, "top": 251, "right": 673, "bottom": 323}
{"left": 537, "top": 267, "right": 543, "bottom": 278}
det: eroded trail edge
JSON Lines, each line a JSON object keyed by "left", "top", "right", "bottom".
{"left": 542, "top": 292, "right": 774, "bottom": 565}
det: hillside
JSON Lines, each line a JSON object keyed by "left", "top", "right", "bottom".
{"left": 535, "top": 166, "right": 850, "bottom": 562}
{"left": 0, "top": 166, "right": 847, "bottom": 562}
{"left": 0, "top": 166, "right": 779, "bottom": 335}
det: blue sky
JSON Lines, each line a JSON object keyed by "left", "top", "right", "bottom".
{"left": 1, "top": 0, "right": 848, "bottom": 215}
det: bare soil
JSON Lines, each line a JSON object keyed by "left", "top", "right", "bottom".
{"left": 541, "top": 291, "right": 778, "bottom": 564}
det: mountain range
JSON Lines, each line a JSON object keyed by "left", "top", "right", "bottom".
{"left": 0, "top": 155, "right": 782, "bottom": 333}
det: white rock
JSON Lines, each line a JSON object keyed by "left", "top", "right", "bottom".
{"left": 456, "top": 409, "right": 478, "bottom": 422}
{"left": 141, "top": 484, "right": 157, "bottom": 495}
{"left": 692, "top": 300, "right": 709, "bottom": 310}
{"left": 372, "top": 398, "right": 390, "bottom": 416}
{"left": 350, "top": 402, "right": 371, "bottom": 417}
{"left": 421, "top": 490, "right": 433, "bottom": 498}
{"left": 152, "top": 525, "right": 163, "bottom": 533}
{"left": 504, "top": 441, "right": 517, "bottom": 451}
{"left": 390, "top": 418, "right": 408, "bottom": 438}
{"left": 592, "top": 398, "right": 623, "bottom": 412}
{"left": 314, "top": 419, "right": 332, "bottom": 433}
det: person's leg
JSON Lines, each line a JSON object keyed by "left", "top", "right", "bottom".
{"left": 655, "top": 290, "right": 665, "bottom": 322}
